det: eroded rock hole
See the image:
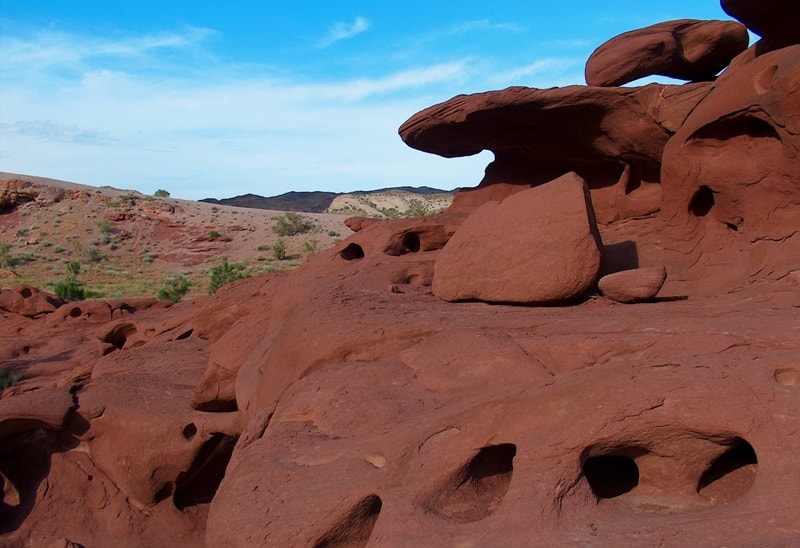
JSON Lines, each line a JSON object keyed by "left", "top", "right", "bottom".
{"left": 68, "top": 307, "right": 83, "bottom": 318}
{"left": 582, "top": 455, "right": 640, "bottom": 499}
{"left": 402, "top": 232, "right": 421, "bottom": 253}
{"left": 182, "top": 423, "right": 197, "bottom": 440}
{"left": 697, "top": 439, "right": 757, "bottom": 503}
{"left": 102, "top": 323, "right": 138, "bottom": 350}
{"left": 340, "top": 243, "right": 365, "bottom": 261}
{"left": 421, "top": 443, "right": 516, "bottom": 523}
{"left": 689, "top": 186, "right": 715, "bottom": 217}
{"left": 176, "top": 329, "right": 193, "bottom": 340}
{"left": 690, "top": 115, "right": 782, "bottom": 143}
{"left": 173, "top": 434, "right": 237, "bottom": 510}
{"left": 19, "top": 288, "right": 32, "bottom": 299}
{"left": 313, "top": 494, "right": 382, "bottom": 548}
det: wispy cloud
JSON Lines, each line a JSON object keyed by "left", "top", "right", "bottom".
{"left": 489, "top": 57, "right": 584, "bottom": 87}
{"left": 318, "top": 16, "right": 370, "bottom": 48}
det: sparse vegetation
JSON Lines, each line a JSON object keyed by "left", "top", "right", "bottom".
{"left": 154, "top": 189, "right": 170, "bottom": 197}
{"left": 0, "top": 242, "right": 12, "bottom": 269}
{"left": 272, "top": 212, "right": 313, "bottom": 237}
{"left": 158, "top": 274, "right": 192, "bottom": 302}
{"left": 208, "top": 258, "right": 250, "bottom": 294}
{"left": 208, "top": 229, "right": 221, "bottom": 240}
{"left": 272, "top": 240, "right": 287, "bottom": 260}
{"left": 303, "top": 239, "right": 318, "bottom": 256}
{"left": 54, "top": 262, "right": 85, "bottom": 301}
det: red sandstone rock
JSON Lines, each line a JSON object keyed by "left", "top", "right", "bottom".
{"left": 0, "top": 387, "right": 74, "bottom": 440}
{"left": 399, "top": 83, "right": 711, "bottom": 222}
{"left": 432, "top": 173, "right": 603, "bottom": 304}
{"left": 660, "top": 45, "right": 800, "bottom": 288}
{"left": 722, "top": 0, "right": 800, "bottom": 49}
{"left": 0, "top": 179, "right": 38, "bottom": 211}
{"left": 585, "top": 19, "right": 749, "bottom": 86}
{"left": 0, "top": 286, "right": 64, "bottom": 318}
{"left": 598, "top": 266, "right": 667, "bottom": 303}
{"left": 2, "top": 6, "right": 800, "bottom": 547}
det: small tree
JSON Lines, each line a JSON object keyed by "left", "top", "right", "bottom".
{"left": 208, "top": 257, "right": 250, "bottom": 294}
{"left": 158, "top": 274, "right": 192, "bottom": 302}
{"left": 272, "top": 239, "right": 287, "bottom": 260}
{"left": 154, "top": 189, "right": 170, "bottom": 197}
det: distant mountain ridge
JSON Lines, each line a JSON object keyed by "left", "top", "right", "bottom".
{"left": 201, "top": 186, "right": 455, "bottom": 213}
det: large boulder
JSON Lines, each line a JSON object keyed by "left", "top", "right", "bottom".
{"left": 432, "top": 173, "right": 603, "bottom": 304}
{"left": 0, "top": 286, "right": 64, "bottom": 318}
{"left": 585, "top": 19, "right": 749, "bottom": 86}
{"left": 722, "top": 0, "right": 800, "bottom": 50}
{"left": 399, "top": 83, "right": 711, "bottom": 223}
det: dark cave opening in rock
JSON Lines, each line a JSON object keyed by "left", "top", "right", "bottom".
{"left": 582, "top": 454, "right": 640, "bottom": 499}
{"left": 340, "top": 243, "right": 365, "bottom": 261}
{"left": 689, "top": 186, "right": 715, "bottom": 217}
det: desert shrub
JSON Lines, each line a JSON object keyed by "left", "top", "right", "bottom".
{"left": 404, "top": 199, "right": 430, "bottom": 218}
{"left": 257, "top": 244, "right": 270, "bottom": 252}
{"left": 303, "top": 239, "right": 318, "bottom": 256}
{"left": 0, "top": 242, "right": 12, "bottom": 268}
{"left": 67, "top": 261, "right": 81, "bottom": 277}
{"left": 208, "top": 257, "right": 250, "bottom": 294}
{"left": 97, "top": 219, "right": 112, "bottom": 234}
{"left": 87, "top": 245, "right": 104, "bottom": 263}
{"left": 54, "top": 277, "right": 85, "bottom": 301}
{"left": 208, "top": 229, "right": 221, "bottom": 239}
{"left": 272, "top": 212, "right": 312, "bottom": 237}
{"left": 272, "top": 240, "right": 287, "bottom": 260}
{"left": 158, "top": 274, "right": 192, "bottom": 302}
{"left": 154, "top": 189, "right": 170, "bottom": 197}
{"left": 327, "top": 230, "right": 340, "bottom": 237}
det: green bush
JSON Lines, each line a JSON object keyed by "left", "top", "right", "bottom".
{"left": 158, "top": 274, "right": 192, "bottom": 302}
{"left": 0, "top": 242, "right": 12, "bottom": 268}
{"left": 208, "top": 229, "right": 221, "bottom": 239}
{"left": 208, "top": 257, "right": 250, "bottom": 294}
{"left": 54, "top": 277, "right": 85, "bottom": 301}
{"left": 272, "top": 240, "right": 286, "bottom": 260}
{"left": 271, "top": 212, "right": 312, "bottom": 237}
{"left": 154, "top": 189, "right": 170, "bottom": 197}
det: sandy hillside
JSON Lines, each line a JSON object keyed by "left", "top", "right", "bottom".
{"left": 0, "top": 172, "right": 353, "bottom": 298}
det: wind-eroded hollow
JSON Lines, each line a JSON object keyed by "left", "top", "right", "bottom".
{"left": 313, "top": 494, "right": 382, "bottom": 548}
{"left": 582, "top": 454, "right": 640, "bottom": 500}
{"left": 173, "top": 434, "right": 237, "bottom": 510}
{"left": 420, "top": 443, "right": 517, "bottom": 523}
{"left": 697, "top": 439, "right": 757, "bottom": 503}
{"left": 340, "top": 243, "right": 365, "bottom": 261}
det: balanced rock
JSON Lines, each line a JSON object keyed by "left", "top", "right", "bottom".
{"left": 598, "top": 266, "right": 667, "bottom": 303}
{"left": 722, "top": 0, "right": 800, "bottom": 49}
{"left": 432, "top": 172, "right": 603, "bottom": 304}
{"left": 585, "top": 19, "right": 749, "bottom": 87}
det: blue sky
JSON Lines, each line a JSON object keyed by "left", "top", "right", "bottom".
{"left": 1, "top": 1, "right": 738, "bottom": 200}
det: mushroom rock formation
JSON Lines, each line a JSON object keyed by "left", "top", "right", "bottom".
{"left": 399, "top": 82, "right": 712, "bottom": 223}
{"left": 660, "top": 43, "right": 800, "bottom": 288}
{"left": 432, "top": 173, "right": 603, "bottom": 304}
{"left": 721, "top": 0, "right": 800, "bottom": 50}
{"left": 585, "top": 19, "right": 749, "bottom": 87}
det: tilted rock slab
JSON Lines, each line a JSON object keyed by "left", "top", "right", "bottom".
{"left": 432, "top": 173, "right": 603, "bottom": 304}
{"left": 585, "top": 19, "right": 749, "bottom": 87}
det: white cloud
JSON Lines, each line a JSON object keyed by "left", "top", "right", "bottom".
{"left": 0, "top": 23, "right": 576, "bottom": 200}
{"left": 318, "top": 16, "right": 370, "bottom": 48}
